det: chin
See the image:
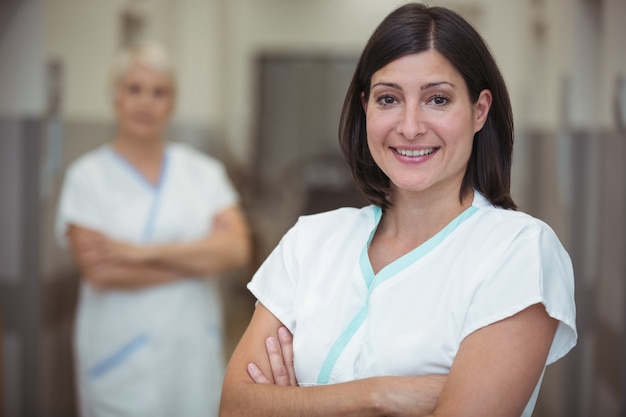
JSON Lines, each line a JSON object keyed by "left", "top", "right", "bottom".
{"left": 389, "top": 175, "right": 432, "bottom": 191}
{"left": 129, "top": 128, "right": 161, "bottom": 141}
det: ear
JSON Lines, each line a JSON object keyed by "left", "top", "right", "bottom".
{"left": 361, "top": 91, "right": 368, "bottom": 112}
{"left": 473, "top": 89, "right": 492, "bottom": 133}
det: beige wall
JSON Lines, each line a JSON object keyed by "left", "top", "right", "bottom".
{"left": 40, "top": 0, "right": 550, "bottom": 161}
{"left": 31, "top": 0, "right": 626, "bottom": 156}
{"left": 2, "top": 1, "right": 625, "bottom": 416}
{"left": 43, "top": 0, "right": 176, "bottom": 123}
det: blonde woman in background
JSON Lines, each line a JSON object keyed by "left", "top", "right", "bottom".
{"left": 56, "top": 41, "right": 252, "bottom": 417}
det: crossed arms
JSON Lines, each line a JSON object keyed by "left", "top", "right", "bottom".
{"left": 66, "top": 205, "right": 252, "bottom": 289}
{"left": 219, "top": 301, "right": 558, "bottom": 417}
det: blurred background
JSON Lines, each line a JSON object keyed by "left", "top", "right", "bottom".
{"left": 0, "top": 0, "right": 625, "bottom": 415}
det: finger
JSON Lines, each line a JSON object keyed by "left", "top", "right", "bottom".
{"left": 277, "top": 327, "right": 297, "bottom": 386}
{"left": 266, "top": 337, "right": 290, "bottom": 386}
{"left": 77, "top": 229, "right": 104, "bottom": 246}
{"left": 81, "top": 247, "right": 109, "bottom": 267}
{"left": 84, "top": 267, "right": 106, "bottom": 289}
{"left": 247, "top": 362, "right": 271, "bottom": 384}
{"left": 79, "top": 249, "right": 101, "bottom": 267}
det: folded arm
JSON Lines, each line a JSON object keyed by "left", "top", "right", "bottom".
{"left": 66, "top": 205, "right": 252, "bottom": 289}
{"left": 220, "top": 302, "right": 557, "bottom": 417}
{"left": 113, "top": 205, "right": 253, "bottom": 276}
{"left": 424, "top": 302, "right": 558, "bottom": 417}
{"left": 219, "top": 303, "right": 446, "bottom": 417}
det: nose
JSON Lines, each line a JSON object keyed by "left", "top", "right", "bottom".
{"left": 396, "top": 103, "right": 426, "bottom": 139}
{"left": 137, "top": 91, "right": 156, "bottom": 109}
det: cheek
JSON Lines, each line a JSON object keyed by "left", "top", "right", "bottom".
{"left": 156, "top": 100, "right": 174, "bottom": 117}
{"left": 436, "top": 115, "right": 475, "bottom": 147}
{"left": 115, "top": 101, "right": 131, "bottom": 118}
{"left": 446, "top": 128, "right": 475, "bottom": 163}
{"left": 365, "top": 112, "right": 393, "bottom": 142}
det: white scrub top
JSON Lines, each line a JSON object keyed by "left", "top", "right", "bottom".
{"left": 248, "top": 190, "right": 577, "bottom": 416}
{"left": 56, "top": 142, "right": 238, "bottom": 417}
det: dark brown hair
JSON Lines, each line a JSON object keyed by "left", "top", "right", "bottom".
{"left": 339, "top": 3, "right": 516, "bottom": 210}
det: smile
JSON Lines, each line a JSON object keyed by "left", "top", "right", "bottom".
{"left": 394, "top": 147, "right": 438, "bottom": 157}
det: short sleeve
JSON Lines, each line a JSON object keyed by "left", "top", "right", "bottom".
{"left": 177, "top": 144, "right": 239, "bottom": 214}
{"left": 461, "top": 221, "right": 577, "bottom": 365}
{"left": 207, "top": 161, "right": 239, "bottom": 213}
{"left": 54, "top": 161, "right": 105, "bottom": 247}
{"left": 247, "top": 223, "right": 300, "bottom": 332}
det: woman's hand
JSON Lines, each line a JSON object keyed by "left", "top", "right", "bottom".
{"left": 68, "top": 226, "right": 110, "bottom": 268}
{"left": 99, "top": 239, "right": 153, "bottom": 264}
{"left": 68, "top": 225, "right": 150, "bottom": 265}
{"left": 248, "top": 326, "right": 298, "bottom": 386}
{"left": 66, "top": 225, "right": 180, "bottom": 289}
{"left": 244, "top": 324, "right": 448, "bottom": 415}
{"left": 221, "top": 303, "right": 451, "bottom": 417}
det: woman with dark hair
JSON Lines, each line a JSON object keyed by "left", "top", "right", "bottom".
{"left": 220, "top": 3, "right": 576, "bottom": 417}
{"left": 341, "top": 2, "right": 516, "bottom": 211}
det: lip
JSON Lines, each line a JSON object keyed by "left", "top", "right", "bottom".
{"left": 391, "top": 146, "right": 439, "bottom": 161}
{"left": 132, "top": 113, "right": 156, "bottom": 124}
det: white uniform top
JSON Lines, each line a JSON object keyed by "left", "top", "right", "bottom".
{"left": 56, "top": 142, "right": 238, "bottom": 417}
{"left": 248, "top": 190, "right": 577, "bottom": 417}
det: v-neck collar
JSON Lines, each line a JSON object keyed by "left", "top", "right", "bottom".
{"left": 106, "top": 144, "right": 170, "bottom": 241}
{"left": 317, "top": 194, "right": 480, "bottom": 385}
{"left": 107, "top": 144, "right": 169, "bottom": 192}
{"left": 360, "top": 196, "right": 479, "bottom": 290}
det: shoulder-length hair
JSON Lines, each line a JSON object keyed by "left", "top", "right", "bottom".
{"left": 339, "top": 3, "right": 516, "bottom": 210}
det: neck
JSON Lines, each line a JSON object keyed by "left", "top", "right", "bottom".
{"left": 380, "top": 185, "right": 473, "bottom": 244}
{"left": 112, "top": 134, "right": 164, "bottom": 162}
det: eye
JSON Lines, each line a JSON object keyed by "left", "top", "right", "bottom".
{"left": 428, "top": 95, "right": 449, "bottom": 106}
{"left": 153, "top": 88, "right": 169, "bottom": 98}
{"left": 375, "top": 94, "right": 399, "bottom": 107}
{"left": 127, "top": 84, "right": 141, "bottom": 95}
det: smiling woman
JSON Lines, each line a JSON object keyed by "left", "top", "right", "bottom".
{"left": 362, "top": 51, "right": 492, "bottom": 203}
{"left": 219, "top": 3, "right": 576, "bottom": 417}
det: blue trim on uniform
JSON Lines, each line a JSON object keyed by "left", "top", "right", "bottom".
{"left": 372, "top": 205, "right": 478, "bottom": 287}
{"left": 105, "top": 145, "right": 170, "bottom": 242}
{"left": 360, "top": 205, "right": 382, "bottom": 288}
{"left": 87, "top": 333, "right": 150, "bottom": 379}
{"left": 106, "top": 146, "right": 160, "bottom": 191}
{"left": 142, "top": 151, "right": 168, "bottom": 241}
{"left": 316, "top": 204, "right": 478, "bottom": 384}
{"left": 317, "top": 207, "right": 380, "bottom": 384}
{"left": 316, "top": 301, "right": 370, "bottom": 384}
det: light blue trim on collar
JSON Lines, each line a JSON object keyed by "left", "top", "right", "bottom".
{"left": 107, "top": 145, "right": 164, "bottom": 192}
{"left": 142, "top": 153, "right": 168, "bottom": 241}
{"left": 359, "top": 205, "right": 382, "bottom": 288}
{"left": 372, "top": 205, "right": 478, "bottom": 287}
{"left": 106, "top": 145, "right": 169, "bottom": 242}
{"left": 316, "top": 204, "right": 478, "bottom": 385}
{"left": 317, "top": 206, "right": 380, "bottom": 385}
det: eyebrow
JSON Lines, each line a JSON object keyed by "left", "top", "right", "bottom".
{"left": 370, "top": 81, "right": 456, "bottom": 91}
{"left": 421, "top": 81, "right": 456, "bottom": 90}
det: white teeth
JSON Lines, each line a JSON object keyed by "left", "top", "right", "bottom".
{"left": 396, "top": 148, "right": 436, "bottom": 157}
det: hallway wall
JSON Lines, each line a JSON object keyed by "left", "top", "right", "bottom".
{"left": 1, "top": 0, "right": 625, "bottom": 416}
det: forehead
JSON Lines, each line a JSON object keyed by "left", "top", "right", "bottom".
{"left": 119, "top": 63, "right": 174, "bottom": 87}
{"left": 371, "top": 50, "right": 464, "bottom": 88}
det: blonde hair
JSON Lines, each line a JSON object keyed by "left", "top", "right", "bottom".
{"left": 109, "top": 41, "right": 176, "bottom": 98}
